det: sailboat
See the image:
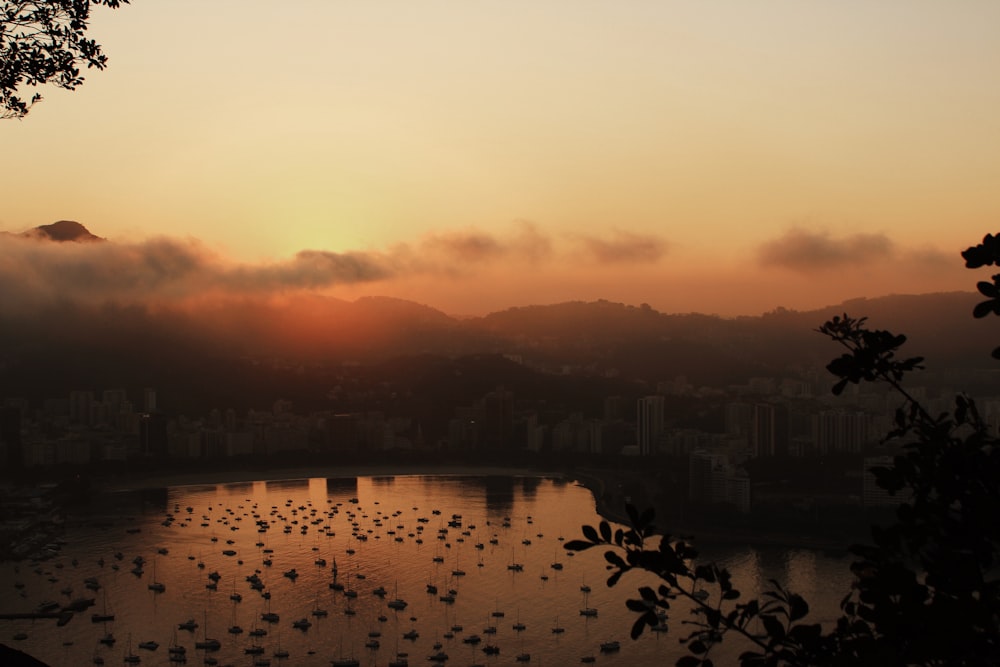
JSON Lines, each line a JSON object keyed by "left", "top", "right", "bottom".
{"left": 194, "top": 610, "right": 221, "bottom": 651}
{"left": 147, "top": 557, "right": 165, "bottom": 593}
{"left": 311, "top": 593, "right": 329, "bottom": 617}
{"left": 228, "top": 598, "right": 244, "bottom": 634}
{"left": 91, "top": 589, "right": 114, "bottom": 623}
{"left": 261, "top": 593, "right": 280, "bottom": 624}
{"left": 580, "top": 588, "right": 598, "bottom": 617}
{"left": 331, "top": 637, "right": 360, "bottom": 667}
{"left": 167, "top": 629, "right": 186, "bottom": 661}
{"left": 123, "top": 634, "right": 141, "bottom": 663}
{"left": 272, "top": 626, "right": 289, "bottom": 659}
{"left": 387, "top": 581, "right": 407, "bottom": 610}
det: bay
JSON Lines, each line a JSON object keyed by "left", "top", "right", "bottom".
{"left": 0, "top": 475, "right": 855, "bottom": 666}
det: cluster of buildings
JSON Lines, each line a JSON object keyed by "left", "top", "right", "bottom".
{"left": 3, "top": 370, "right": 998, "bottom": 516}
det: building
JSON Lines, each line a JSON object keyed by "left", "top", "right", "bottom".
{"left": 689, "top": 449, "right": 751, "bottom": 513}
{"left": 636, "top": 396, "right": 665, "bottom": 456}
{"left": 814, "top": 410, "right": 871, "bottom": 455}
{"left": 751, "top": 403, "right": 788, "bottom": 457}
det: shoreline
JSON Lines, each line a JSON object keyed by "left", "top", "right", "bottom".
{"left": 93, "top": 463, "right": 568, "bottom": 494}
{"left": 86, "top": 464, "right": 858, "bottom": 553}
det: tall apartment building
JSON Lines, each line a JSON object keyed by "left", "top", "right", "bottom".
{"left": 814, "top": 410, "right": 870, "bottom": 455}
{"left": 751, "top": 402, "right": 788, "bottom": 457}
{"left": 637, "top": 395, "right": 665, "bottom": 456}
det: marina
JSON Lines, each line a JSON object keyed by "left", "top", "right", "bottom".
{"left": 0, "top": 475, "right": 853, "bottom": 666}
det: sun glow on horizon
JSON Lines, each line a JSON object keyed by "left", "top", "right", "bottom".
{"left": 2, "top": 1, "right": 998, "bottom": 315}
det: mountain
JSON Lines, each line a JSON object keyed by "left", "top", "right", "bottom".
{"left": 0, "top": 288, "right": 992, "bottom": 416}
{"left": 0, "top": 224, "right": 994, "bottom": 410}
{"left": 22, "top": 220, "right": 103, "bottom": 242}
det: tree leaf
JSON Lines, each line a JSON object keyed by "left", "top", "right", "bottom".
{"left": 761, "top": 614, "right": 785, "bottom": 641}
{"left": 599, "top": 521, "right": 612, "bottom": 543}
{"left": 563, "top": 540, "right": 594, "bottom": 552}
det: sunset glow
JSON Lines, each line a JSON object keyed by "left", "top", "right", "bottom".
{"left": 3, "top": 1, "right": 998, "bottom": 315}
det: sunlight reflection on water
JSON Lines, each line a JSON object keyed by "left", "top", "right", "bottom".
{"left": 0, "top": 475, "right": 853, "bottom": 667}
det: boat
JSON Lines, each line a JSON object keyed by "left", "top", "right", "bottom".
{"left": 292, "top": 617, "right": 311, "bottom": 630}
{"left": 312, "top": 601, "right": 329, "bottom": 617}
{"left": 272, "top": 626, "right": 289, "bottom": 658}
{"left": 194, "top": 611, "right": 221, "bottom": 651}
{"left": 599, "top": 640, "right": 621, "bottom": 653}
{"left": 123, "top": 635, "right": 141, "bottom": 663}
{"left": 147, "top": 559, "right": 165, "bottom": 593}
{"left": 580, "top": 588, "right": 598, "bottom": 616}
{"left": 138, "top": 640, "right": 158, "bottom": 650}
{"left": 195, "top": 638, "right": 222, "bottom": 651}
{"left": 91, "top": 590, "right": 114, "bottom": 622}
{"left": 178, "top": 619, "right": 198, "bottom": 631}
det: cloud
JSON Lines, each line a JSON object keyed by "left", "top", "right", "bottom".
{"left": 758, "top": 228, "right": 894, "bottom": 272}
{"left": 0, "top": 220, "right": 669, "bottom": 315}
{"left": 0, "top": 234, "right": 393, "bottom": 311}
{"left": 422, "top": 231, "right": 505, "bottom": 262}
{"left": 904, "top": 246, "right": 958, "bottom": 269}
{"left": 222, "top": 250, "right": 391, "bottom": 291}
{"left": 578, "top": 230, "right": 668, "bottom": 264}
{"left": 418, "top": 221, "right": 554, "bottom": 265}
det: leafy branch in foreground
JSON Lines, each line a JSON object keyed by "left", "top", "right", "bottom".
{"left": 567, "top": 234, "right": 1000, "bottom": 666}
{"left": 566, "top": 506, "right": 830, "bottom": 667}
{"left": 1, "top": 0, "right": 129, "bottom": 119}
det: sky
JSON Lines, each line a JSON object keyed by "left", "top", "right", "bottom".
{"left": 3, "top": 1, "right": 999, "bottom": 317}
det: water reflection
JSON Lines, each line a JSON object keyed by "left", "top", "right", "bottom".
{"left": 1, "top": 475, "right": 853, "bottom": 667}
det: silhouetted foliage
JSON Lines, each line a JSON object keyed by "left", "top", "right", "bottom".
{"left": 1, "top": 0, "right": 128, "bottom": 119}
{"left": 963, "top": 232, "right": 1000, "bottom": 359}
{"left": 568, "top": 236, "right": 1000, "bottom": 665}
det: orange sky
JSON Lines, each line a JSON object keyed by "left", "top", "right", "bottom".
{"left": 3, "top": 1, "right": 997, "bottom": 316}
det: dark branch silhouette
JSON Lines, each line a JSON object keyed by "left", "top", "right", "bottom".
{"left": 1, "top": 0, "right": 128, "bottom": 119}
{"left": 568, "top": 233, "right": 1000, "bottom": 666}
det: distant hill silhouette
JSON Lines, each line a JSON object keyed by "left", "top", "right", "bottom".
{"left": 21, "top": 220, "right": 103, "bottom": 242}
{"left": 0, "top": 287, "right": 992, "bottom": 416}
{"left": 0, "top": 223, "right": 993, "bottom": 411}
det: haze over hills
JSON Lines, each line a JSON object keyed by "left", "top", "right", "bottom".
{"left": 0, "top": 222, "right": 994, "bottom": 414}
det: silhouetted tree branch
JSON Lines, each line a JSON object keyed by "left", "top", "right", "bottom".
{"left": 568, "top": 234, "right": 1000, "bottom": 666}
{"left": 1, "top": 0, "right": 128, "bottom": 119}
